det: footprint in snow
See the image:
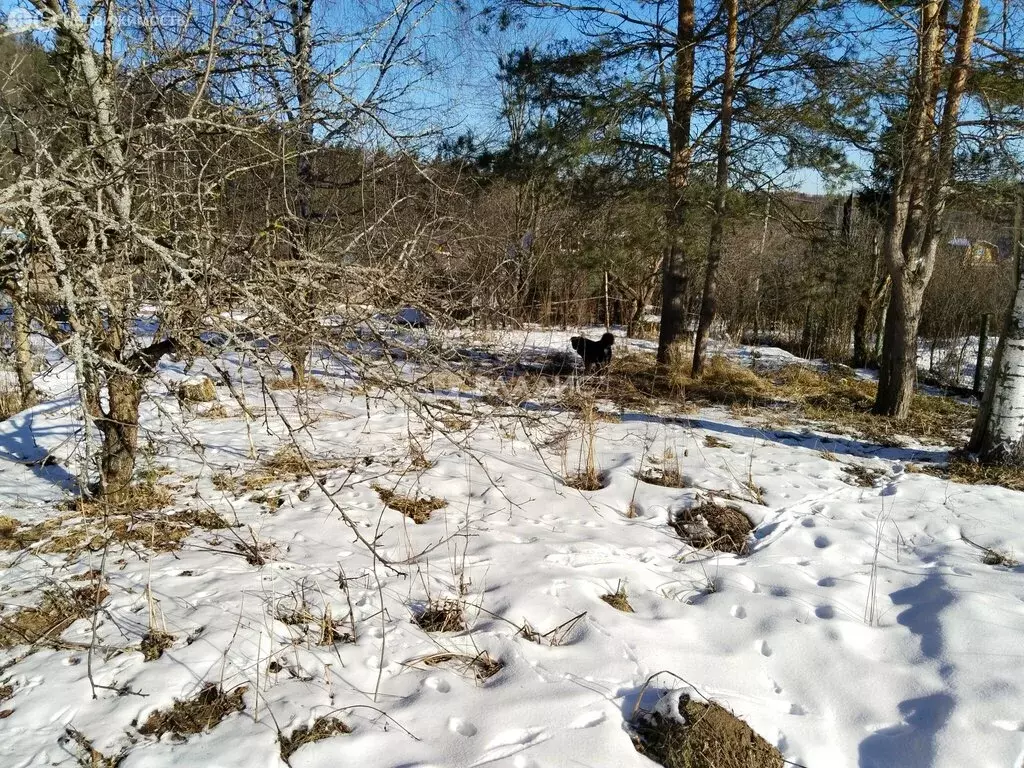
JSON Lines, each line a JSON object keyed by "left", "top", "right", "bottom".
{"left": 759, "top": 640, "right": 773, "bottom": 657}
{"left": 817, "top": 577, "right": 837, "bottom": 588}
{"left": 813, "top": 535, "right": 831, "bottom": 549}
{"left": 814, "top": 605, "right": 835, "bottom": 619}
{"left": 471, "top": 728, "right": 549, "bottom": 767}
{"left": 448, "top": 718, "right": 478, "bottom": 737}
{"left": 424, "top": 676, "right": 450, "bottom": 693}
{"left": 730, "top": 605, "right": 747, "bottom": 619}
{"left": 570, "top": 711, "right": 606, "bottom": 729}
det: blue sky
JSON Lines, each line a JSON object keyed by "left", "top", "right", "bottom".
{"left": 3, "top": 0, "right": 1017, "bottom": 194}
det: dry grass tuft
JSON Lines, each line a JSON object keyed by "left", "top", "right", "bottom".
{"left": 632, "top": 692, "right": 784, "bottom": 768}
{"left": 275, "top": 599, "right": 352, "bottom": 645}
{"left": 636, "top": 465, "right": 686, "bottom": 488}
{"left": 64, "top": 726, "right": 125, "bottom": 768}
{"left": 138, "top": 683, "right": 247, "bottom": 739}
{"left": 517, "top": 612, "right": 587, "bottom": 646}
{"left": 411, "top": 650, "right": 503, "bottom": 681}
{"left": 140, "top": 631, "right": 175, "bottom": 661}
{"left": 843, "top": 464, "right": 886, "bottom": 488}
{"left": 176, "top": 378, "right": 217, "bottom": 403}
{"left": 374, "top": 485, "right": 447, "bottom": 523}
{"left": 3, "top": 504, "right": 229, "bottom": 557}
{"left": 959, "top": 532, "right": 1020, "bottom": 568}
{"left": 703, "top": 435, "right": 731, "bottom": 449}
{"left": 236, "top": 447, "right": 345, "bottom": 491}
{"left": 600, "top": 582, "right": 634, "bottom": 613}
{"left": 200, "top": 403, "right": 231, "bottom": 419}
{"left": 279, "top": 717, "right": 351, "bottom": 762}
{"left": 684, "top": 356, "right": 775, "bottom": 406}
{"left": 563, "top": 469, "right": 606, "bottom": 491}
{"left": 66, "top": 481, "right": 175, "bottom": 516}
{"left": 269, "top": 376, "right": 326, "bottom": 391}
{"left": 0, "top": 584, "right": 108, "bottom": 648}
{"left": 414, "top": 599, "right": 466, "bottom": 632}
{"left": 0, "top": 515, "right": 64, "bottom": 551}
{"left": 911, "top": 453, "right": 1024, "bottom": 493}
{"left": 671, "top": 501, "right": 753, "bottom": 556}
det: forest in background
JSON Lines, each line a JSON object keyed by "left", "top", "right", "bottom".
{"left": 1, "top": 0, "right": 1024, "bottom": 501}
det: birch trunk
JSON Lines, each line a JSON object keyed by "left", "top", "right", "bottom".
{"left": 970, "top": 193, "right": 1024, "bottom": 464}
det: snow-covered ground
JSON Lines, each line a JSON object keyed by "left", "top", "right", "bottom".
{"left": 1, "top": 327, "right": 1023, "bottom": 768}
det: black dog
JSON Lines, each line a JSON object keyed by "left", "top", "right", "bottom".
{"left": 570, "top": 332, "right": 615, "bottom": 373}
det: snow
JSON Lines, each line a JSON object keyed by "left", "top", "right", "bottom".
{"left": 1, "top": 328, "right": 1023, "bottom": 768}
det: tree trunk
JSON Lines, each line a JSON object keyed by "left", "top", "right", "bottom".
{"left": 875, "top": 278, "right": 925, "bottom": 417}
{"left": 656, "top": 0, "right": 695, "bottom": 364}
{"left": 692, "top": 0, "right": 738, "bottom": 377}
{"left": 970, "top": 189, "right": 1024, "bottom": 463}
{"left": 90, "top": 339, "right": 178, "bottom": 501}
{"left": 96, "top": 371, "right": 144, "bottom": 502}
{"left": 873, "top": 0, "right": 981, "bottom": 417}
{"left": 11, "top": 287, "right": 36, "bottom": 407}
{"left": 853, "top": 230, "right": 884, "bottom": 368}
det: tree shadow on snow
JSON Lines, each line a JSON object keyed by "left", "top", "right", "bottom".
{"left": 0, "top": 398, "right": 80, "bottom": 492}
{"left": 858, "top": 572, "right": 956, "bottom": 767}
{"left": 621, "top": 413, "right": 948, "bottom": 464}
{"left": 858, "top": 693, "right": 954, "bottom": 768}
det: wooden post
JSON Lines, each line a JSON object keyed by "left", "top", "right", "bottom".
{"left": 975, "top": 312, "right": 991, "bottom": 395}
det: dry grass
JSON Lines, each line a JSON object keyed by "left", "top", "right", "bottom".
{"left": 0, "top": 584, "right": 108, "bottom": 648}
{"left": 275, "top": 599, "right": 352, "bottom": 645}
{"left": 607, "top": 353, "right": 973, "bottom": 445}
{"left": 2, "top": 504, "right": 228, "bottom": 557}
{"left": 563, "top": 469, "right": 606, "bottom": 491}
{"left": 671, "top": 501, "right": 753, "bottom": 556}
{"left": 517, "top": 612, "right": 587, "bottom": 646}
{"left": 236, "top": 447, "right": 345, "bottom": 492}
{"left": 140, "top": 631, "right": 175, "bottom": 661}
{"left": 176, "top": 378, "right": 217, "bottom": 403}
{"left": 409, "top": 651, "right": 503, "bottom": 681}
{"left": 138, "top": 684, "right": 247, "bottom": 739}
{"left": 632, "top": 693, "right": 784, "bottom": 768}
{"left": 958, "top": 532, "right": 1021, "bottom": 568}
{"left": 636, "top": 464, "right": 687, "bottom": 488}
{"left": 703, "top": 435, "right": 731, "bottom": 449}
{"left": 843, "top": 464, "right": 886, "bottom": 488}
{"left": 64, "top": 726, "right": 125, "bottom": 768}
{"left": 600, "top": 582, "right": 634, "bottom": 613}
{"left": 414, "top": 599, "right": 466, "bottom": 632}
{"left": 65, "top": 481, "right": 175, "bottom": 515}
{"left": 374, "top": 485, "right": 447, "bottom": 524}
{"left": 910, "top": 453, "right": 1024, "bottom": 492}
{"left": 269, "top": 376, "right": 326, "bottom": 391}
{"left": 279, "top": 717, "right": 351, "bottom": 762}
{"left": 200, "top": 403, "right": 231, "bottom": 419}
